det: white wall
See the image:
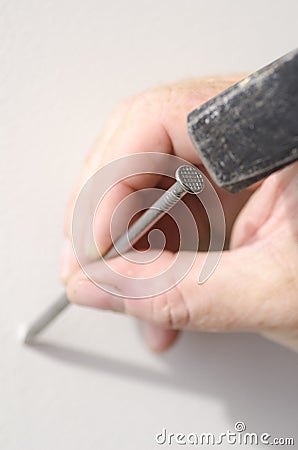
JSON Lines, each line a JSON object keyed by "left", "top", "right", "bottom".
{"left": 1, "top": 1, "right": 298, "bottom": 449}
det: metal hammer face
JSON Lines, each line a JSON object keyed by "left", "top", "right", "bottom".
{"left": 187, "top": 49, "right": 298, "bottom": 193}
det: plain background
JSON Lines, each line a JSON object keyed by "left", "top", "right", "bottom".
{"left": 1, "top": 1, "right": 298, "bottom": 449}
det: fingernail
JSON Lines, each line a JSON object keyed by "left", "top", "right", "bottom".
{"left": 142, "top": 323, "right": 166, "bottom": 351}
{"left": 142, "top": 323, "right": 179, "bottom": 352}
{"left": 60, "top": 239, "right": 73, "bottom": 281}
{"left": 70, "top": 279, "right": 125, "bottom": 312}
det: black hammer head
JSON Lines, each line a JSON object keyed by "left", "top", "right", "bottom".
{"left": 187, "top": 48, "right": 298, "bottom": 193}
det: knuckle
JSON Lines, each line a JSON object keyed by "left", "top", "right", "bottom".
{"left": 152, "top": 287, "right": 190, "bottom": 329}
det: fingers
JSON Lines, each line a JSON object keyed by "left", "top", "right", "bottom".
{"left": 141, "top": 322, "right": 179, "bottom": 352}
{"left": 61, "top": 77, "right": 243, "bottom": 282}
{"left": 61, "top": 78, "right": 297, "bottom": 353}
{"left": 66, "top": 242, "right": 298, "bottom": 335}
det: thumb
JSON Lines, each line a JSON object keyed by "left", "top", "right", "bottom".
{"left": 66, "top": 243, "right": 287, "bottom": 333}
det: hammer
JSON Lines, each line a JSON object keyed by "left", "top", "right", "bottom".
{"left": 188, "top": 48, "right": 298, "bottom": 192}
{"left": 20, "top": 48, "right": 298, "bottom": 343}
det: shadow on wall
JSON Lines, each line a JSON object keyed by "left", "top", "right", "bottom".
{"left": 31, "top": 331, "right": 298, "bottom": 441}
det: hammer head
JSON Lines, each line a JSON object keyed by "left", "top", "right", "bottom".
{"left": 187, "top": 49, "right": 298, "bottom": 193}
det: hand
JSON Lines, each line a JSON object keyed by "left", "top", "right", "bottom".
{"left": 61, "top": 78, "right": 298, "bottom": 352}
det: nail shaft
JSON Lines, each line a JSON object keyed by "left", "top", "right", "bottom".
{"left": 22, "top": 165, "right": 203, "bottom": 343}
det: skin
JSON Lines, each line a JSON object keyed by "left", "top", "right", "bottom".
{"left": 61, "top": 77, "right": 298, "bottom": 352}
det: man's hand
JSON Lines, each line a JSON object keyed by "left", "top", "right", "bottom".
{"left": 61, "top": 78, "right": 298, "bottom": 352}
